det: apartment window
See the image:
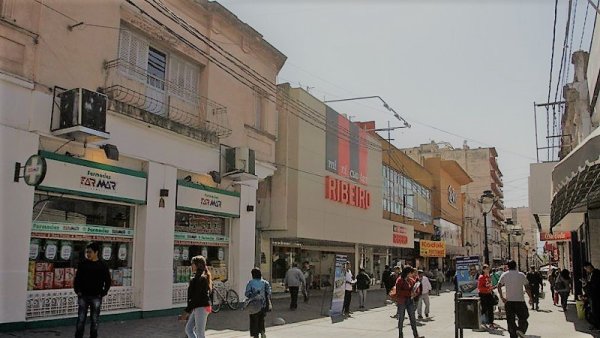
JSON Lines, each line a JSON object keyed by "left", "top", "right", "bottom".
{"left": 147, "top": 47, "right": 166, "bottom": 90}
{"left": 254, "top": 88, "right": 266, "bottom": 130}
{"left": 169, "top": 55, "right": 200, "bottom": 104}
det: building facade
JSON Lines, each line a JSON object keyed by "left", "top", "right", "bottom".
{"left": 403, "top": 142, "right": 505, "bottom": 264}
{"left": 261, "top": 85, "right": 415, "bottom": 292}
{"left": 0, "top": 0, "right": 285, "bottom": 327}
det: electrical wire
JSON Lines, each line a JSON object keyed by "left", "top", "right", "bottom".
{"left": 580, "top": 0, "right": 591, "bottom": 49}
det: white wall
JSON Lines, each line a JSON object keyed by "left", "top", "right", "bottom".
{"left": 0, "top": 124, "right": 38, "bottom": 323}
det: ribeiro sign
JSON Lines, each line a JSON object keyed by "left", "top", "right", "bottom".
{"left": 325, "top": 176, "right": 371, "bottom": 209}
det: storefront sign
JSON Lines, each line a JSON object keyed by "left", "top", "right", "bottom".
{"left": 118, "top": 243, "right": 127, "bottom": 260}
{"left": 330, "top": 254, "right": 348, "bottom": 321}
{"left": 32, "top": 221, "right": 134, "bottom": 242}
{"left": 30, "top": 239, "right": 41, "bottom": 260}
{"left": 540, "top": 231, "right": 571, "bottom": 241}
{"left": 325, "top": 107, "right": 368, "bottom": 185}
{"left": 44, "top": 240, "right": 58, "bottom": 260}
{"left": 455, "top": 256, "right": 481, "bottom": 297}
{"left": 102, "top": 244, "right": 112, "bottom": 260}
{"left": 37, "top": 151, "right": 147, "bottom": 204}
{"left": 390, "top": 223, "right": 414, "bottom": 248}
{"left": 174, "top": 231, "right": 229, "bottom": 246}
{"left": 60, "top": 241, "right": 72, "bottom": 260}
{"left": 325, "top": 176, "right": 371, "bottom": 209}
{"left": 177, "top": 180, "right": 240, "bottom": 218}
{"left": 420, "top": 240, "right": 446, "bottom": 257}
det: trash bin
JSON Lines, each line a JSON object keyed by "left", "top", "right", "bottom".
{"left": 576, "top": 300, "right": 585, "bottom": 320}
{"left": 457, "top": 297, "right": 481, "bottom": 329}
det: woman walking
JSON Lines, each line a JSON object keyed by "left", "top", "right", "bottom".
{"left": 549, "top": 268, "right": 558, "bottom": 306}
{"left": 245, "top": 267, "right": 271, "bottom": 338}
{"left": 394, "top": 266, "right": 424, "bottom": 338}
{"left": 555, "top": 269, "right": 572, "bottom": 311}
{"left": 182, "top": 256, "right": 212, "bottom": 338}
{"left": 477, "top": 264, "right": 496, "bottom": 329}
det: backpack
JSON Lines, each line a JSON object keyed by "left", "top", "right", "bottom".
{"left": 243, "top": 281, "right": 266, "bottom": 314}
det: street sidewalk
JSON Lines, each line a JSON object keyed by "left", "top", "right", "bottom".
{"left": 1, "top": 286, "right": 598, "bottom": 337}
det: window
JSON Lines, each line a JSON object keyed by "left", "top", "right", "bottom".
{"left": 169, "top": 54, "right": 200, "bottom": 104}
{"left": 147, "top": 47, "right": 166, "bottom": 90}
{"left": 254, "top": 88, "right": 266, "bottom": 130}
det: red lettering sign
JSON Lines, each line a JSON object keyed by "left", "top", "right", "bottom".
{"left": 324, "top": 176, "right": 370, "bottom": 209}
{"left": 540, "top": 232, "right": 571, "bottom": 241}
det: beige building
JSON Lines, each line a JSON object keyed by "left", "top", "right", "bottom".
{"left": 504, "top": 207, "right": 538, "bottom": 271}
{"left": 403, "top": 142, "right": 505, "bottom": 264}
{"left": 0, "top": 0, "right": 285, "bottom": 327}
{"left": 262, "top": 85, "right": 415, "bottom": 291}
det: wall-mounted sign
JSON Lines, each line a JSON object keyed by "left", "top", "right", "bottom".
{"left": 44, "top": 240, "right": 58, "bottom": 260}
{"left": 391, "top": 224, "right": 414, "bottom": 248}
{"left": 60, "top": 241, "right": 72, "bottom": 260}
{"left": 174, "top": 231, "right": 229, "bottom": 247}
{"left": 30, "top": 239, "right": 41, "bottom": 260}
{"left": 448, "top": 185, "right": 457, "bottom": 205}
{"left": 540, "top": 231, "right": 571, "bottom": 241}
{"left": 118, "top": 243, "right": 127, "bottom": 260}
{"left": 37, "top": 151, "right": 147, "bottom": 204}
{"left": 420, "top": 240, "right": 446, "bottom": 257}
{"left": 31, "top": 221, "right": 134, "bottom": 243}
{"left": 176, "top": 180, "right": 240, "bottom": 218}
{"left": 325, "top": 176, "right": 371, "bottom": 209}
{"left": 23, "top": 155, "right": 47, "bottom": 186}
{"left": 325, "top": 107, "right": 368, "bottom": 184}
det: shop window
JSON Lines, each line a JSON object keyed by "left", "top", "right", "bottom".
{"left": 173, "top": 245, "right": 228, "bottom": 283}
{"left": 174, "top": 212, "right": 225, "bottom": 235}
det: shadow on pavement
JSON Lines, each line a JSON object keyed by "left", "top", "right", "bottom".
{"left": 562, "top": 302, "right": 600, "bottom": 338}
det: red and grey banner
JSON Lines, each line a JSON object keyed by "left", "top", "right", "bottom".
{"left": 325, "top": 106, "right": 368, "bottom": 184}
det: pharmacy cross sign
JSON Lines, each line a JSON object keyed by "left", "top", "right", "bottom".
{"left": 23, "top": 155, "right": 47, "bottom": 186}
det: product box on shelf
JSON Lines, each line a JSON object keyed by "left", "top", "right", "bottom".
{"left": 27, "top": 262, "right": 36, "bottom": 291}
{"left": 43, "top": 271, "right": 54, "bottom": 289}
{"left": 112, "top": 269, "right": 123, "bottom": 286}
{"left": 64, "top": 268, "right": 75, "bottom": 288}
{"left": 34, "top": 272, "right": 45, "bottom": 290}
{"left": 54, "top": 268, "right": 65, "bottom": 289}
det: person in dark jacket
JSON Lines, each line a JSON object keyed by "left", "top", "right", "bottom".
{"left": 356, "top": 268, "right": 371, "bottom": 309}
{"left": 181, "top": 255, "right": 212, "bottom": 338}
{"left": 583, "top": 262, "right": 600, "bottom": 331}
{"left": 526, "top": 267, "right": 543, "bottom": 311}
{"left": 382, "top": 265, "right": 392, "bottom": 294}
{"left": 245, "top": 267, "right": 271, "bottom": 338}
{"left": 74, "top": 242, "right": 112, "bottom": 338}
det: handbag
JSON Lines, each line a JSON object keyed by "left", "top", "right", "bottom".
{"left": 539, "top": 291, "right": 546, "bottom": 299}
{"left": 242, "top": 294, "right": 264, "bottom": 314}
{"left": 492, "top": 292, "right": 499, "bottom": 305}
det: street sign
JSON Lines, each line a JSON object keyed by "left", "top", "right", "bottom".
{"left": 23, "top": 155, "right": 47, "bottom": 186}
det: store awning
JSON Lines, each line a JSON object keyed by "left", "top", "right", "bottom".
{"left": 551, "top": 127, "right": 600, "bottom": 228}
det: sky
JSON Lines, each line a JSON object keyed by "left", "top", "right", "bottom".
{"left": 218, "top": 0, "right": 595, "bottom": 208}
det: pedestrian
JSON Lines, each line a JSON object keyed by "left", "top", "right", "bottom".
{"left": 301, "top": 261, "right": 312, "bottom": 303}
{"left": 394, "top": 266, "right": 424, "bottom": 338}
{"left": 390, "top": 265, "right": 402, "bottom": 318}
{"left": 416, "top": 270, "right": 432, "bottom": 320}
{"left": 549, "top": 268, "right": 558, "bottom": 305}
{"left": 342, "top": 261, "right": 356, "bottom": 316}
{"left": 382, "top": 265, "right": 393, "bottom": 294}
{"left": 555, "top": 269, "right": 572, "bottom": 311}
{"left": 245, "top": 267, "right": 271, "bottom": 338}
{"left": 477, "top": 264, "right": 496, "bottom": 329}
{"left": 434, "top": 268, "right": 444, "bottom": 295}
{"left": 497, "top": 260, "right": 532, "bottom": 338}
{"left": 526, "top": 267, "right": 543, "bottom": 311}
{"left": 491, "top": 267, "right": 501, "bottom": 287}
{"left": 181, "top": 255, "right": 212, "bottom": 338}
{"left": 74, "top": 242, "right": 112, "bottom": 338}
{"left": 356, "top": 268, "right": 371, "bottom": 309}
{"left": 283, "top": 262, "right": 305, "bottom": 310}
{"left": 583, "top": 261, "right": 600, "bottom": 331}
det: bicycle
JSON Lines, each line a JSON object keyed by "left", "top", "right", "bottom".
{"left": 210, "top": 279, "right": 239, "bottom": 313}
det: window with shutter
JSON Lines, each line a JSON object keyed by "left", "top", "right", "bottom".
{"left": 254, "top": 89, "right": 265, "bottom": 130}
{"left": 118, "top": 29, "right": 148, "bottom": 83}
{"left": 168, "top": 54, "right": 199, "bottom": 105}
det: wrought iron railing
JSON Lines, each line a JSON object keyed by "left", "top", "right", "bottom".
{"left": 103, "top": 59, "right": 231, "bottom": 143}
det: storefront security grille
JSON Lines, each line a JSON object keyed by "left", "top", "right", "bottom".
{"left": 26, "top": 287, "right": 135, "bottom": 319}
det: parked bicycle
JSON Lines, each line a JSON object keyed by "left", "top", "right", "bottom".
{"left": 210, "top": 279, "right": 239, "bottom": 313}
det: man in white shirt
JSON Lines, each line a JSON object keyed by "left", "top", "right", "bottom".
{"left": 498, "top": 260, "right": 532, "bottom": 338}
{"left": 417, "top": 270, "right": 432, "bottom": 319}
{"left": 343, "top": 261, "right": 356, "bottom": 316}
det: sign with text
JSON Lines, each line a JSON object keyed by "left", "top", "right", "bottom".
{"left": 330, "top": 254, "right": 348, "bottom": 322}
{"left": 177, "top": 180, "right": 240, "bottom": 217}
{"left": 325, "top": 176, "right": 371, "bottom": 209}
{"left": 31, "top": 221, "right": 134, "bottom": 242}
{"left": 420, "top": 240, "right": 446, "bottom": 257}
{"left": 37, "top": 151, "right": 147, "bottom": 204}
{"left": 540, "top": 231, "right": 571, "bottom": 241}
{"left": 392, "top": 224, "right": 414, "bottom": 248}
{"left": 325, "top": 106, "right": 368, "bottom": 184}
{"left": 456, "top": 256, "right": 481, "bottom": 297}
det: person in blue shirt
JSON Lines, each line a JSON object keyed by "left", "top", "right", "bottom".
{"left": 245, "top": 268, "right": 271, "bottom": 338}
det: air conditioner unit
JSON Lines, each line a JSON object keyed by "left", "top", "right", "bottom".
{"left": 224, "top": 147, "right": 255, "bottom": 176}
{"left": 52, "top": 88, "right": 110, "bottom": 142}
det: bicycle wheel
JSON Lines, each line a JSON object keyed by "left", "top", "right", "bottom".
{"left": 211, "top": 290, "right": 222, "bottom": 313}
{"left": 226, "top": 289, "right": 240, "bottom": 310}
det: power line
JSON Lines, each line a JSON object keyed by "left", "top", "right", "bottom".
{"left": 580, "top": 0, "right": 591, "bottom": 49}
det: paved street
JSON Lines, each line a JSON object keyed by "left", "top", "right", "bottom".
{"left": 2, "top": 285, "right": 598, "bottom": 338}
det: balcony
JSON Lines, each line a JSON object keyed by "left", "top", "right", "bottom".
{"left": 491, "top": 182, "right": 504, "bottom": 199}
{"left": 490, "top": 169, "right": 503, "bottom": 187}
{"left": 492, "top": 206, "right": 505, "bottom": 221}
{"left": 102, "top": 59, "right": 231, "bottom": 145}
{"left": 489, "top": 156, "right": 503, "bottom": 177}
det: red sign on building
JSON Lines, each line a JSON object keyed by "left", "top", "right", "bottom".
{"left": 540, "top": 231, "right": 571, "bottom": 241}
{"left": 325, "top": 176, "right": 371, "bottom": 209}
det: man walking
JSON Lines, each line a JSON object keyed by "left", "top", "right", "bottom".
{"left": 382, "top": 265, "right": 392, "bottom": 294}
{"left": 498, "top": 260, "right": 532, "bottom": 338}
{"left": 301, "top": 261, "right": 312, "bottom": 303}
{"left": 74, "top": 242, "right": 112, "bottom": 338}
{"left": 526, "top": 266, "right": 543, "bottom": 311}
{"left": 342, "top": 261, "right": 356, "bottom": 316}
{"left": 416, "top": 270, "right": 432, "bottom": 319}
{"left": 583, "top": 262, "right": 600, "bottom": 331}
{"left": 284, "top": 262, "right": 305, "bottom": 310}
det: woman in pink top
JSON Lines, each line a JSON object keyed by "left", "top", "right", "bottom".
{"left": 478, "top": 264, "right": 495, "bottom": 328}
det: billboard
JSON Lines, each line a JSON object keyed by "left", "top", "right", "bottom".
{"left": 325, "top": 106, "right": 368, "bottom": 184}
{"left": 420, "top": 240, "right": 446, "bottom": 257}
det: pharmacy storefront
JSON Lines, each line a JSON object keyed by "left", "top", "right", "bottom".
{"left": 26, "top": 151, "right": 146, "bottom": 320}
{"left": 172, "top": 180, "right": 240, "bottom": 305}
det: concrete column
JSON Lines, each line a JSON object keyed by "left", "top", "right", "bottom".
{"left": 230, "top": 180, "right": 258, "bottom": 299}
{"left": 0, "top": 126, "right": 38, "bottom": 323}
{"left": 133, "top": 162, "right": 177, "bottom": 311}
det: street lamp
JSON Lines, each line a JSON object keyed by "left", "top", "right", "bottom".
{"left": 478, "top": 190, "right": 495, "bottom": 265}
{"left": 524, "top": 242, "right": 530, "bottom": 270}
